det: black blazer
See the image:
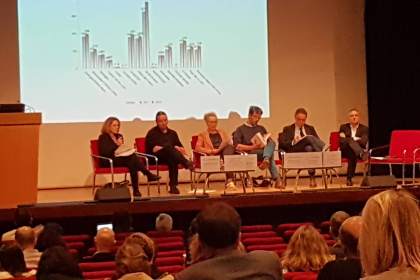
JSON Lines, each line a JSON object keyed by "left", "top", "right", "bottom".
{"left": 279, "top": 124, "right": 319, "bottom": 152}
{"left": 98, "top": 133, "right": 122, "bottom": 166}
{"left": 339, "top": 123, "right": 369, "bottom": 148}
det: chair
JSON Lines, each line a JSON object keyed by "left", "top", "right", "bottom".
{"left": 90, "top": 139, "right": 128, "bottom": 194}
{"left": 242, "top": 237, "right": 285, "bottom": 246}
{"left": 241, "top": 224, "right": 273, "bottom": 232}
{"left": 79, "top": 261, "right": 116, "bottom": 272}
{"left": 135, "top": 137, "right": 187, "bottom": 195}
{"left": 369, "top": 130, "right": 420, "bottom": 184}
{"left": 146, "top": 230, "right": 184, "bottom": 238}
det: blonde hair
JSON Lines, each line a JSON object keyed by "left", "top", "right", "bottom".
{"left": 281, "top": 225, "right": 333, "bottom": 272}
{"left": 203, "top": 112, "right": 218, "bottom": 122}
{"left": 101, "top": 116, "right": 120, "bottom": 134}
{"left": 124, "top": 232, "right": 156, "bottom": 262}
{"left": 360, "top": 189, "right": 420, "bottom": 276}
{"left": 114, "top": 242, "right": 150, "bottom": 279}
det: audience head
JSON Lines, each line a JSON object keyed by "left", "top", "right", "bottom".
{"left": 348, "top": 108, "right": 360, "bottom": 125}
{"left": 247, "top": 106, "right": 263, "bottom": 125}
{"left": 196, "top": 202, "right": 241, "bottom": 250}
{"left": 14, "top": 207, "right": 33, "bottom": 228}
{"left": 0, "top": 245, "right": 27, "bottom": 277}
{"left": 155, "top": 213, "right": 173, "bottom": 233}
{"left": 282, "top": 225, "right": 333, "bottom": 272}
{"left": 112, "top": 211, "right": 133, "bottom": 233}
{"left": 36, "top": 246, "right": 83, "bottom": 280}
{"left": 95, "top": 227, "right": 116, "bottom": 253}
{"left": 203, "top": 112, "right": 218, "bottom": 131}
{"left": 329, "top": 211, "right": 350, "bottom": 239}
{"left": 35, "top": 223, "right": 66, "bottom": 252}
{"left": 294, "top": 108, "right": 308, "bottom": 128}
{"left": 114, "top": 243, "right": 151, "bottom": 279}
{"left": 339, "top": 216, "right": 363, "bottom": 258}
{"left": 124, "top": 233, "right": 156, "bottom": 263}
{"left": 360, "top": 189, "right": 420, "bottom": 276}
{"left": 15, "top": 226, "right": 36, "bottom": 250}
{"left": 101, "top": 116, "right": 120, "bottom": 135}
{"left": 155, "top": 111, "right": 168, "bottom": 131}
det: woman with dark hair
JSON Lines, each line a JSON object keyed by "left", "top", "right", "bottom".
{"left": 35, "top": 223, "right": 66, "bottom": 252}
{"left": 0, "top": 245, "right": 36, "bottom": 279}
{"left": 99, "top": 117, "right": 160, "bottom": 197}
{"left": 36, "top": 246, "right": 83, "bottom": 280}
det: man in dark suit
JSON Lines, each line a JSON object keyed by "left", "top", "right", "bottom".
{"left": 339, "top": 109, "right": 369, "bottom": 186}
{"left": 279, "top": 108, "right": 325, "bottom": 187}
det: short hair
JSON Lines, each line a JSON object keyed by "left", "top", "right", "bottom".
{"left": 0, "top": 245, "right": 27, "bottom": 277}
{"left": 101, "top": 116, "right": 120, "bottom": 135}
{"left": 281, "top": 225, "right": 333, "bottom": 272}
{"left": 115, "top": 243, "right": 151, "bottom": 279}
{"left": 95, "top": 228, "right": 115, "bottom": 251}
{"left": 124, "top": 233, "right": 156, "bottom": 262}
{"left": 248, "top": 106, "right": 263, "bottom": 116}
{"left": 35, "top": 223, "right": 66, "bottom": 252}
{"left": 329, "top": 211, "right": 350, "bottom": 238}
{"left": 294, "top": 108, "right": 308, "bottom": 117}
{"left": 15, "top": 226, "right": 36, "bottom": 249}
{"left": 36, "top": 246, "right": 83, "bottom": 280}
{"left": 203, "top": 112, "right": 218, "bottom": 122}
{"left": 155, "top": 213, "right": 173, "bottom": 233}
{"left": 338, "top": 216, "right": 362, "bottom": 258}
{"left": 196, "top": 202, "right": 241, "bottom": 249}
{"left": 348, "top": 108, "right": 359, "bottom": 114}
{"left": 155, "top": 111, "right": 167, "bottom": 121}
{"left": 360, "top": 190, "right": 420, "bottom": 275}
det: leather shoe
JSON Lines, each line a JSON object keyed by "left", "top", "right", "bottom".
{"left": 147, "top": 173, "right": 161, "bottom": 182}
{"left": 169, "top": 186, "right": 180, "bottom": 194}
{"left": 133, "top": 190, "right": 142, "bottom": 197}
{"left": 346, "top": 178, "right": 353, "bottom": 186}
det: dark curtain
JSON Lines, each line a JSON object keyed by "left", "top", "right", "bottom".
{"left": 365, "top": 0, "right": 420, "bottom": 148}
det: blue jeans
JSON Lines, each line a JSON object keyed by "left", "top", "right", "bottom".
{"left": 250, "top": 141, "right": 279, "bottom": 179}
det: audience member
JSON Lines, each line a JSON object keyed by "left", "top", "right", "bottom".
{"left": 15, "top": 226, "right": 42, "bottom": 269}
{"left": 35, "top": 223, "right": 66, "bottom": 252}
{"left": 317, "top": 216, "right": 363, "bottom": 280}
{"left": 0, "top": 245, "right": 35, "bottom": 279}
{"left": 83, "top": 227, "right": 116, "bottom": 262}
{"left": 281, "top": 225, "right": 333, "bottom": 273}
{"left": 176, "top": 202, "right": 282, "bottom": 280}
{"left": 36, "top": 246, "right": 83, "bottom": 280}
{"left": 155, "top": 213, "right": 173, "bottom": 233}
{"left": 1, "top": 208, "right": 43, "bottom": 243}
{"left": 329, "top": 211, "right": 350, "bottom": 259}
{"left": 112, "top": 211, "right": 134, "bottom": 233}
{"left": 359, "top": 190, "right": 420, "bottom": 280}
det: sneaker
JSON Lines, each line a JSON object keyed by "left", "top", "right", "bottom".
{"left": 225, "top": 181, "right": 237, "bottom": 190}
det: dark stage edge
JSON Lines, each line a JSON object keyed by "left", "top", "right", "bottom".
{"left": 1, "top": 186, "right": 419, "bottom": 222}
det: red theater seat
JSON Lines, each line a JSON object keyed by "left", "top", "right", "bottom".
{"left": 157, "top": 250, "right": 186, "bottom": 258}
{"left": 155, "top": 256, "right": 184, "bottom": 266}
{"left": 276, "top": 223, "right": 313, "bottom": 235}
{"left": 242, "top": 237, "right": 285, "bottom": 246}
{"left": 147, "top": 230, "right": 184, "bottom": 238}
{"left": 79, "top": 261, "right": 116, "bottom": 272}
{"left": 153, "top": 236, "right": 183, "bottom": 244}
{"left": 247, "top": 243, "right": 287, "bottom": 252}
{"left": 241, "top": 231, "right": 277, "bottom": 239}
{"left": 157, "top": 241, "right": 185, "bottom": 251}
{"left": 83, "top": 270, "right": 115, "bottom": 280}
{"left": 62, "top": 234, "right": 91, "bottom": 243}
{"left": 158, "top": 265, "right": 185, "bottom": 274}
{"left": 284, "top": 272, "right": 318, "bottom": 280}
{"left": 241, "top": 225, "right": 273, "bottom": 232}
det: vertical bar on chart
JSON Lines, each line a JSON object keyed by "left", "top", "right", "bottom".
{"left": 136, "top": 34, "right": 143, "bottom": 68}
{"left": 158, "top": 51, "right": 165, "bottom": 68}
{"left": 196, "top": 44, "right": 202, "bottom": 68}
{"left": 143, "top": 1, "right": 150, "bottom": 68}
{"left": 82, "top": 32, "right": 90, "bottom": 68}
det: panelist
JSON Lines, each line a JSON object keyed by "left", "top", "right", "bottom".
{"left": 145, "top": 111, "right": 193, "bottom": 194}
{"left": 279, "top": 108, "right": 325, "bottom": 187}
{"left": 233, "top": 106, "right": 282, "bottom": 188}
{"left": 195, "top": 112, "right": 236, "bottom": 189}
{"left": 98, "top": 117, "right": 160, "bottom": 197}
{"left": 339, "top": 108, "right": 369, "bottom": 186}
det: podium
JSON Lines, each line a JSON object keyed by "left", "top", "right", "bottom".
{"left": 0, "top": 113, "right": 41, "bottom": 208}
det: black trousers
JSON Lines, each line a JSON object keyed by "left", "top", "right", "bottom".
{"left": 340, "top": 138, "right": 364, "bottom": 179}
{"left": 155, "top": 147, "right": 190, "bottom": 187}
{"left": 112, "top": 154, "right": 149, "bottom": 191}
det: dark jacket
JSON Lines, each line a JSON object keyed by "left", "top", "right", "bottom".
{"left": 338, "top": 123, "right": 369, "bottom": 149}
{"left": 98, "top": 133, "right": 122, "bottom": 166}
{"left": 145, "top": 126, "right": 183, "bottom": 155}
{"left": 279, "top": 124, "right": 319, "bottom": 152}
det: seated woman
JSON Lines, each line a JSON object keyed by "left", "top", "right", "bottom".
{"left": 359, "top": 190, "right": 420, "bottom": 280}
{"left": 98, "top": 117, "right": 160, "bottom": 197}
{"left": 195, "top": 112, "right": 236, "bottom": 188}
{"left": 281, "top": 225, "right": 333, "bottom": 273}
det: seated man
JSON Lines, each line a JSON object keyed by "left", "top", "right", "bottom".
{"left": 175, "top": 202, "right": 283, "bottom": 280}
{"left": 233, "top": 106, "right": 282, "bottom": 188}
{"left": 15, "top": 226, "right": 42, "bottom": 269}
{"left": 155, "top": 213, "right": 173, "bottom": 233}
{"left": 279, "top": 107, "right": 325, "bottom": 187}
{"left": 339, "top": 108, "right": 369, "bottom": 186}
{"left": 146, "top": 111, "right": 193, "bottom": 194}
{"left": 318, "top": 216, "right": 363, "bottom": 280}
{"left": 195, "top": 112, "right": 236, "bottom": 188}
{"left": 83, "top": 227, "right": 116, "bottom": 262}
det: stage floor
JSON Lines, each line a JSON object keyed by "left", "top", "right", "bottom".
{"left": 37, "top": 175, "right": 362, "bottom": 204}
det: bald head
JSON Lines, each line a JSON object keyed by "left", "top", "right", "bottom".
{"left": 15, "top": 226, "right": 35, "bottom": 250}
{"left": 330, "top": 211, "right": 350, "bottom": 238}
{"left": 95, "top": 228, "right": 116, "bottom": 252}
{"left": 339, "top": 216, "right": 363, "bottom": 258}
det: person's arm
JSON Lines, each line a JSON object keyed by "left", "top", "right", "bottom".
{"left": 358, "top": 125, "right": 369, "bottom": 148}
{"left": 310, "top": 125, "right": 320, "bottom": 139}
{"left": 98, "top": 134, "right": 117, "bottom": 158}
{"left": 279, "top": 126, "right": 293, "bottom": 151}
{"left": 145, "top": 129, "right": 162, "bottom": 154}
{"left": 173, "top": 131, "right": 187, "bottom": 155}
{"left": 195, "top": 134, "right": 212, "bottom": 154}
{"left": 233, "top": 127, "right": 259, "bottom": 152}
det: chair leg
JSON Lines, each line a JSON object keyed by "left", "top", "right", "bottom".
{"left": 147, "top": 180, "right": 150, "bottom": 197}
{"left": 92, "top": 174, "right": 96, "bottom": 195}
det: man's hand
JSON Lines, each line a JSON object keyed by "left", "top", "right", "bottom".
{"left": 153, "top": 146, "right": 163, "bottom": 153}
{"left": 116, "top": 137, "right": 124, "bottom": 146}
{"left": 175, "top": 146, "right": 186, "bottom": 155}
{"left": 293, "top": 135, "right": 302, "bottom": 144}
{"left": 339, "top": 132, "right": 346, "bottom": 138}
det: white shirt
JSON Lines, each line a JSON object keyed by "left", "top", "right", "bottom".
{"left": 294, "top": 125, "right": 306, "bottom": 138}
{"left": 351, "top": 124, "right": 360, "bottom": 140}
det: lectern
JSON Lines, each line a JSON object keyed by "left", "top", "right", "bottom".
{"left": 0, "top": 113, "right": 41, "bottom": 208}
